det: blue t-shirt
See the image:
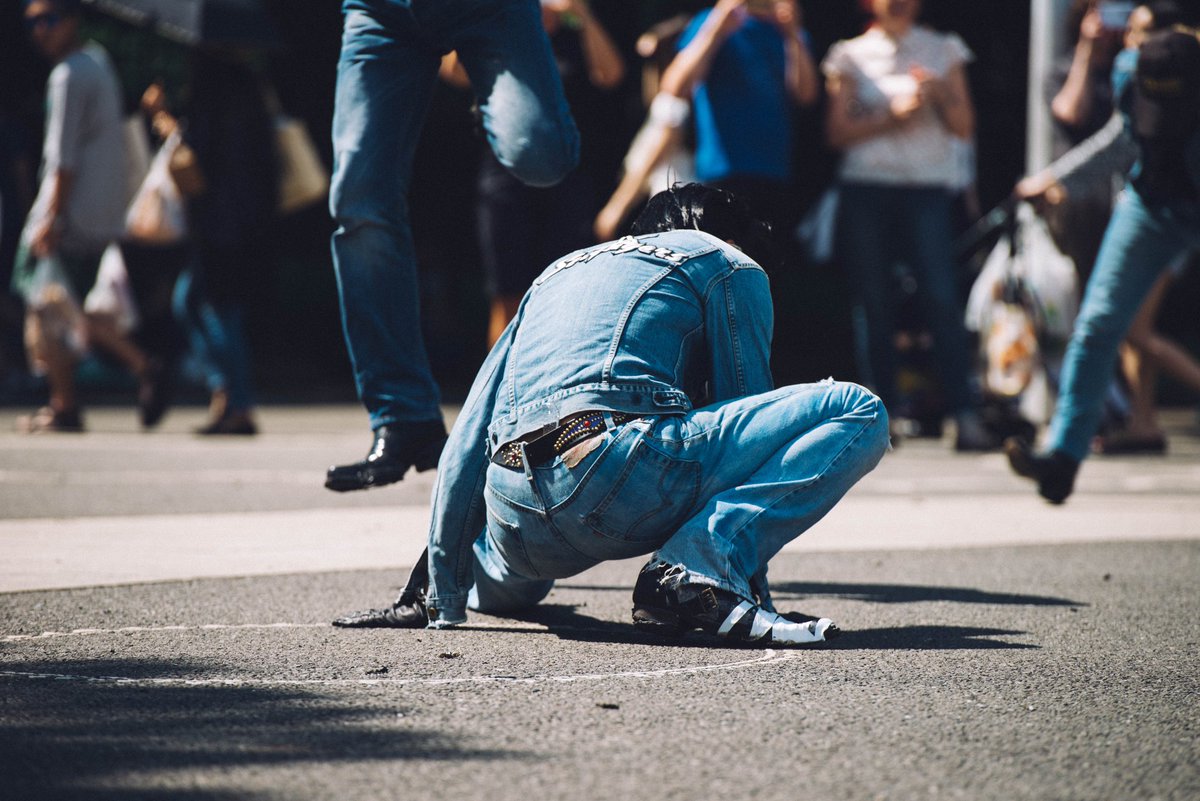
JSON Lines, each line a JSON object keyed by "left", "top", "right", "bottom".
{"left": 680, "top": 11, "right": 796, "bottom": 182}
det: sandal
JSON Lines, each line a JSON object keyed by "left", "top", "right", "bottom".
{"left": 16, "top": 406, "right": 84, "bottom": 433}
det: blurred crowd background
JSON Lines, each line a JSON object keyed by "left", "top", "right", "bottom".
{"left": 0, "top": 0, "right": 1196, "bottom": 418}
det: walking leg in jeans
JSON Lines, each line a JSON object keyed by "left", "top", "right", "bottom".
{"left": 326, "top": 0, "right": 578, "bottom": 492}
{"left": 1007, "top": 188, "right": 1199, "bottom": 502}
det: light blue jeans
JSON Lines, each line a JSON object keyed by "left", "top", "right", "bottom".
{"left": 330, "top": 0, "right": 579, "bottom": 430}
{"left": 172, "top": 270, "right": 255, "bottom": 412}
{"left": 1048, "top": 186, "right": 1200, "bottom": 461}
{"left": 468, "top": 381, "right": 889, "bottom": 613}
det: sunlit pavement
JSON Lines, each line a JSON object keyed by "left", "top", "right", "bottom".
{"left": 2, "top": 404, "right": 1197, "bottom": 800}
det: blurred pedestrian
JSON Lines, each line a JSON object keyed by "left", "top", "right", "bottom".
{"left": 822, "top": 0, "right": 991, "bottom": 451}
{"left": 1017, "top": 1, "right": 1197, "bottom": 456}
{"left": 333, "top": 184, "right": 888, "bottom": 644}
{"left": 1007, "top": 26, "right": 1200, "bottom": 503}
{"left": 145, "top": 50, "right": 278, "bottom": 437}
{"left": 325, "top": 0, "right": 580, "bottom": 493}
{"left": 658, "top": 0, "right": 818, "bottom": 234}
{"left": 12, "top": 0, "right": 166, "bottom": 432}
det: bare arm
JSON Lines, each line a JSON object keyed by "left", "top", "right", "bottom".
{"left": 658, "top": 0, "right": 746, "bottom": 97}
{"left": 919, "top": 62, "right": 975, "bottom": 140}
{"left": 769, "top": 0, "right": 818, "bottom": 106}
{"left": 594, "top": 96, "right": 687, "bottom": 240}
{"left": 1051, "top": 7, "right": 1105, "bottom": 129}
{"left": 569, "top": 0, "right": 626, "bottom": 90}
{"left": 28, "top": 169, "right": 73, "bottom": 258}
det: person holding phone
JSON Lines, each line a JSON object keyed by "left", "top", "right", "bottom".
{"left": 822, "top": 0, "right": 989, "bottom": 451}
{"left": 654, "top": 0, "right": 818, "bottom": 234}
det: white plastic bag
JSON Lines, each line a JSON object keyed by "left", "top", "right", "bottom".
{"left": 965, "top": 203, "right": 1079, "bottom": 341}
{"left": 983, "top": 300, "right": 1040, "bottom": 397}
{"left": 84, "top": 243, "right": 140, "bottom": 333}
{"left": 23, "top": 255, "right": 88, "bottom": 370}
{"left": 125, "top": 130, "right": 188, "bottom": 245}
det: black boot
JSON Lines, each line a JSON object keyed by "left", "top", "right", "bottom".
{"left": 631, "top": 561, "right": 838, "bottom": 646}
{"left": 1004, "top": 436, "right": 1079, "bottom": 504}
{"left": 325, "top": 420, "right": 447, "bottom": 492}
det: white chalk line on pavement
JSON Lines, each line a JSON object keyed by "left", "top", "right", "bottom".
{"left": 0, "top": 619, "right": 635, "bottom": 643}
{"left": 0, "top": 624, "right": 789, "bottom": 687}
{"left": 0, "top": 620, "right": 799, "bottom": 686}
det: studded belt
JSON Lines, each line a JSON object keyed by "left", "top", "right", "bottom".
{"left": 493, "top": 411, "right": 639, "bottom": 470}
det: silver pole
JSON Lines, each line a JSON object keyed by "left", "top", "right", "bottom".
{"left": 1026, "top": 0, "right": 1070, "bottom": 173}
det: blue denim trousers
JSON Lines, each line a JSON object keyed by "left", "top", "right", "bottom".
{"left": 172, "top": 269, "right": 255, "bottom": 412}
{"left": 1048, "top": 187, "right": 1200, "bottom": 461}
{"left": 468, "top": 381, "right": 889, "bottom": 613}
{"left": 834, "top": 183, "right": 975, "bottom": 414}
{"left": 330, "top": 0, "right": 579, "bottom": 429}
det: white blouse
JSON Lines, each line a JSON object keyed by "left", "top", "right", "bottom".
{"left": 822, "top": 25, "right": 973, "bottom": 188}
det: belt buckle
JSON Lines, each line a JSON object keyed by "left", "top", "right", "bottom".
{"left": 498, "top": 418, "right": 562, "bottom": 470}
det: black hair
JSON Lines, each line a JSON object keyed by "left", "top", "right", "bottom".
{"left": 629, "top": 183, "right": 776, "bottom": 269}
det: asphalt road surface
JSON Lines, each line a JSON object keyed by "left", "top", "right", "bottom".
{"left": 2, "top": 404, "right": 1198, "bottom": 800}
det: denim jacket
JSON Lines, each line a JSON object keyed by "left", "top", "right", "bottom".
{"left": 425, "top": 229, "right": 774, "bottom": 624}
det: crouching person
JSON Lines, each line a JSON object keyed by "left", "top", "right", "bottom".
{"left": 335, "top": 184, "right": 889, "bottom": 645}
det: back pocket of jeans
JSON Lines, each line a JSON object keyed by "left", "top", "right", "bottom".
{"left": 582, "top": 439, "right": 700, "bottom": 547}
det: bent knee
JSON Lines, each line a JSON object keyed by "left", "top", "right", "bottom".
{"left": 490, "top": 121, "right": 580, "bottom": 188}
{"left": 830, "top": 380, "right": 889, "bottom": 446}
{"left": 827, "top": 379, "right": 886, "bottom": 419}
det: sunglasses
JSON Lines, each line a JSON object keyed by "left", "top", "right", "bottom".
{"left": 24, "top": 12, "right": 62, "bottom": 32}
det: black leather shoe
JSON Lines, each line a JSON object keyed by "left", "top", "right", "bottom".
{"left": 325, "top": 420, "right": 447, "bottom": 492}
{"left": 137, "top": 358, "right": 172, "bottom": 429}
{"left": 1004, "top": 436, "right": 1079, "bottom": 505}
{"left": 631, "top": 562, "right": 838, "bottom": 645}
{"left": 332, "top": 597, "right": 427, "bottom": 628}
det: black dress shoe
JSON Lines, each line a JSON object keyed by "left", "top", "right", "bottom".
{"left": 631, "top": 562, "right": 838, "bottom": 645}
{"left": 332, "top": 598, "right": 428, "bottom": 628}
{"left": 1004, "top": 436, "right": 1079, "bottom": 504}
{"left": 325, "top": 420, "right": 447, "bottom": 492}
{"left": 137, "top": 358, "right": 172, "bottom": 429}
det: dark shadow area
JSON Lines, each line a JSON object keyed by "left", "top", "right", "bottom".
{"left": 474, "top": 605, "right": 1037, "bottom": 651}
{"left": 559, "top": 582, "right": 1084, "bottom": 608}
{"left": 768, "top": 582, "right": 1083, "bottom": 608}
{"left": 471, "top": 603, "right": 717, "bottom": 650}
{"left": 0, "top": 658, "right": 525, "bottom": 800}
{"left": 835, "top": 625, "right": 1038, "bottom": 651}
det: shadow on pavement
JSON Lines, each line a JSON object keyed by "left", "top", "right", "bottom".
{"left": 0, "top": 658, "right": 524, "bottom": 800}
{"left": 486, "top": 605, "right": 1038, "bottom": 650}
{"left": 835, "top": 625, "right": 1038, "bottom": 650}
{"left": 768, "top": 581, "right": 1083, "bottom": 607}
{"left": 561, "top": 581, "right": 1082, "bottom": 608}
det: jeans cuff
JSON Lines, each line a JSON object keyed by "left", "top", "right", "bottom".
{"left": 426, "top": 595, "right": 468, "bottom": 626}
{"left": 661, "top": 564, "right": 752, "bottom": 603}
